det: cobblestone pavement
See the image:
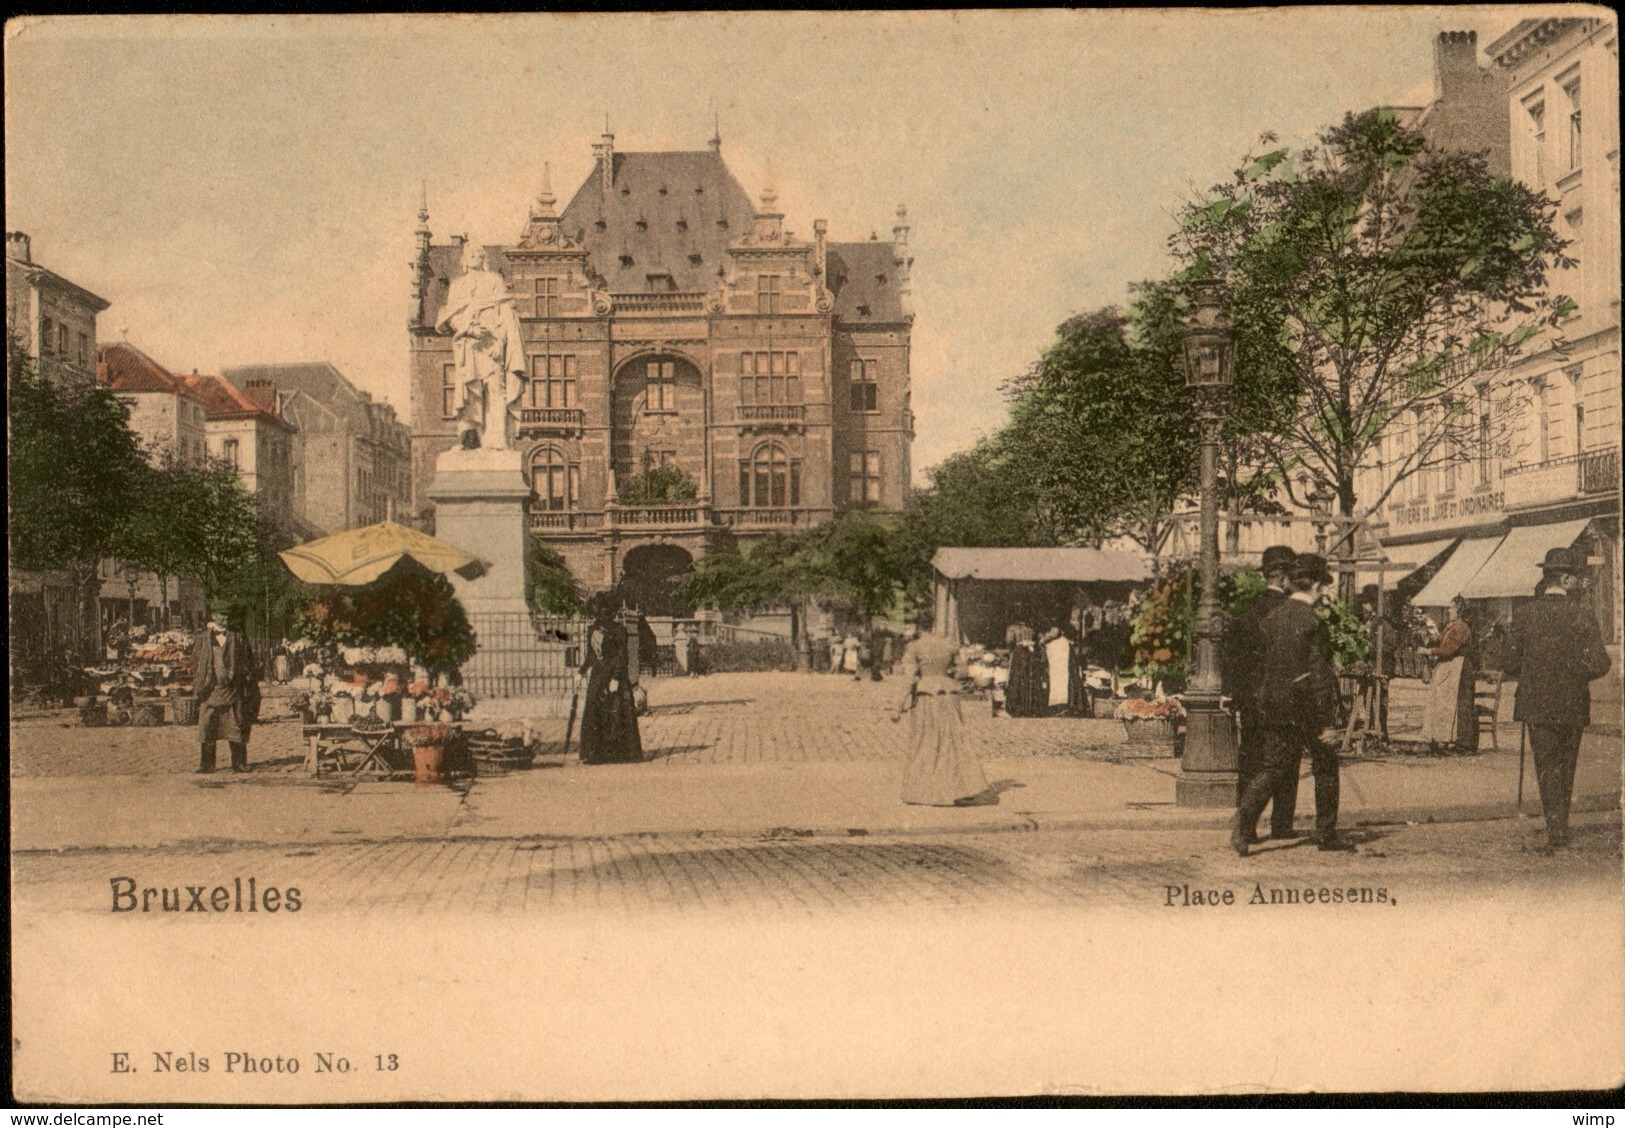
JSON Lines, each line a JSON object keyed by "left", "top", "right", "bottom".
{"left": 15, "top": 813, "right": 1618, "bottom": 919}
{"left": 7, "top": 671, "right": 1533, "bottom": 778}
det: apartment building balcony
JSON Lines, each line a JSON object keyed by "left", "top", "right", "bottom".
{"left": 606, "top": 502, "right": 712, "bottom": 530}
{"left": 516, "top": 407, "right": 585, "bottom": 437}
{"left": 1502, "top": 446, "right": 1620, "bottom": 511}
{"left": 527, "top": 510, "right": 605, "bottom": 533}
{"left": 735, "top": 403, "right": 806, "bottom": 431}
{"left": 717, "top": 506, "right": 830, "bottom": 530}
{"left": 610, "top": 292, "right": 709, "bottom": 316}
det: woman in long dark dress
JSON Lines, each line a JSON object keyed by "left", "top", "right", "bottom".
{"left": 1004, "top": 623, "right": 1048, "bottom": 717}
{"left": 577, "top": 608, "right": 644, "bottom": 764}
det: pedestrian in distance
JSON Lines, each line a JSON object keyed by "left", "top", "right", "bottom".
{"left": 1231, "top": 553, "right": 1351, "bottom": 856}
{"left": 891, "top": 622, "right": 991, "bottom": 806}
{"left": 193, "top": 612, "right": 262, "bottom": 774}
{"left": 1502, "top": 547, "right": 1611, "bottom": 851}
{"left": 1221, "top": 545, "right": 1301, "bottom": 843}
{"left": 1419, "top": 595, "right": 1480, "bottom": 753}
{"left": 576, "top": 595, "right": 644, "bottom": 765}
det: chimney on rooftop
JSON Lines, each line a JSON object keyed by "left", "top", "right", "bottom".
{"left": 7, "top": 231, "right": 31, "bottom": 263}
{"left": 1434, "top": 30, "right": 1480, "bottom": 97}
{"left": 594, "top": 121, "right": 615, "bottom": 192}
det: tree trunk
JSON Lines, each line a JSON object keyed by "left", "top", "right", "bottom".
{"left": 789, "top": 599, "right": 807, "bottom": 672}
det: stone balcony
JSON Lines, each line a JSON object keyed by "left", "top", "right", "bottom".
{"left": 527, "top": 510, "right": 604, "bottom": 533}
{"left": 516, "top": 407, "right": 584, "bottom": 437}
{"left": 610, "top": 292, "right": 708, "bottom": 316}
{"left": 716, "top": 506, "right": 830, "bottom": 530}
{"left": 1502, "top": 446, "right": 1620, "bottom": 511}
{"left": 735, "top": 403, "right": 806, "bottom": 431}
{"left": 607, "top": 502, "right": 712, "bottom": 530}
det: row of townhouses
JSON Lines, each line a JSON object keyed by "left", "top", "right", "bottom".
{"left": 6, "top": 232, "right": 410, "bottom": 649}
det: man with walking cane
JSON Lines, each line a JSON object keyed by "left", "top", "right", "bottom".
{"left": 1502, "top": 547, "right": 1611, "bottom": 851}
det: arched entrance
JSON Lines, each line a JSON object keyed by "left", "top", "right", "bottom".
{"left": 617, "top": 543, "right": 694, "bottom": 617}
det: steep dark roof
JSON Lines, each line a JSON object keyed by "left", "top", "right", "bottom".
{"left": 98, "top": 342, "right": 197, "bottom": 397}
{"left": 826, "top": 241, "right": 905, "bottom": 323}
{"left": 560, "top": 150, "right": 758, "bottom": 293}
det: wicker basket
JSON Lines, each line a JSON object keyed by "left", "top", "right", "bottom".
{"left": 131, "top": 701, "right": 167, "bottom": 727}
{"left": 79, "top": 701, "right": 108, "bottom": 727}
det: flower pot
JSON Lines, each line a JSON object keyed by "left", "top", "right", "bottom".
{"left": 331, "top": 696, "right": 355, "bottom": 724}
{"left": 412, "top": 743, "right": 446, "bottom": 784}
{"left": 299, "top": 708, "right": 317, "bottom": 726}
{"left": 376, "top": 695, "right": 398, "bottom": 724}
{"left": 1121, "top": 716, "right": 1180, "bottom": 757}
{"left": 400, "top": 697, "right": 419, "bottom": 724}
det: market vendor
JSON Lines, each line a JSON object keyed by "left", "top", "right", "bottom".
{"left": 193, "top": 609, "right": 262, "bottom": 774}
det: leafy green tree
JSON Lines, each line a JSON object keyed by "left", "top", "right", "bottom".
{"left": 618, "top": 464, "right": 697, "bottom": 506}
{"left": 1171, "top": 113, "right": 1572, "bottom": 561}
{"left": 8, "top": 343, "right": 151, "bottom": 652}
{"left": 525, "top": 539, "right": 583, "bottom": 617}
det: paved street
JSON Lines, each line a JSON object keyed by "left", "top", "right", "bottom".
{"left": 13, "top": 815, "right": 1620, "bottom": 919}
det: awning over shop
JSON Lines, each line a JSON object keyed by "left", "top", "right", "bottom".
{"left": 932, "top": 547, "right": 1152, "bottom": 584}
{"left": 1410, "top": 535, "right": 1506, "bottom": 607}
{"left": 1355, "top": 537, "right": 1459, "bottom": 588}
{"left": 1458, "top": 518, "right": 1594, "bottom": 600}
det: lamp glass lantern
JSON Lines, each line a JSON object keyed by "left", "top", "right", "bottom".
{"left": 1182, "top": 285, "right": 1233, "bottom": 390}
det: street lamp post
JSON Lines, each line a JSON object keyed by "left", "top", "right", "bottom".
{"left": 1174, "top": 283, "right": 1238, "bottom": 807}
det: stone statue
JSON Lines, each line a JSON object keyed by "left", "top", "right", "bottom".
{"left": 436, "top": 241, "right": 527, "bottom": 451}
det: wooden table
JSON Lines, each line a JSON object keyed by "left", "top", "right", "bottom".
{"left": 303, "top": 722, "right": 406, "bottom": 777}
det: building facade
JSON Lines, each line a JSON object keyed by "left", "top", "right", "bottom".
{"left": 181, "top": 372, "right": 300, "bottom": 539}
{"left": 221, "top": 362, "right": 412, "bottom": 534}
{"left": 6, "top": 231, "right": 108, "bottom": 389}
{"left": 407, "top": 131, "right": 915, "bottom": 598}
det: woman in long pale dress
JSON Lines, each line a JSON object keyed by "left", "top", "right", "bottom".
{"left": 1418, "top": 598, "right": 1479, "bottom": 752}
{"left": 892, "top": 630, "right": 990, "bottom": 806}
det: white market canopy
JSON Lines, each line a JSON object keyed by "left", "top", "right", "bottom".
{"left": 1459, "top": 518, "right": 1595, "bottom": 600}
{"left": 1410, "top": 535, "right": 1506, "bottom": 607}
{"left": 932, "top": 547, "right": 1153, "bottom": 585}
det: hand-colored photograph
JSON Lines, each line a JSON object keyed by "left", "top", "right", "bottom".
{"left": 7, "top": 8, "right": 1621, "bottom": 1103}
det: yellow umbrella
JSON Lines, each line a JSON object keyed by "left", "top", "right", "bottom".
{"left": 279, "top": 521, "right": 485, "bottom": 587}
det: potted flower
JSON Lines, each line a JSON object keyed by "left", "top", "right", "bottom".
{"left": 444, "top": 686, "right": 476, "bottom": 723}
{"left": 403, "top": 721, "right": 458, "bottom": 784}
{"left": 1118, "top": 694, "right": 1185, "bottom": 753}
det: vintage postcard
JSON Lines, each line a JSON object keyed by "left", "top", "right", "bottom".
{"left": 7, "top": 8, "right": 1623, "bottom": 1104}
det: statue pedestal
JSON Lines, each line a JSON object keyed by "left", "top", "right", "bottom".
{"left": 429, "top": 447, "right": 530, "bottom": 616}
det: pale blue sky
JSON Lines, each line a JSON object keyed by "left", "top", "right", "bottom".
{"left": 6, "top": 8, "right": 1546, "bottom": 479}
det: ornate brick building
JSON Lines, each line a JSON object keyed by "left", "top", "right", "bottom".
{"left": 408, "top": 130, "right": 915, "bottom": 599}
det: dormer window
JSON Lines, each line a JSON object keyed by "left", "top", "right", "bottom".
{"left": 620, "top": 255, "right": 634, "bottom": 268}
{"left": 717, "top": 218, "right": 729, "bottom": 230}
{"left": 695, "top": 186, "right": 704, "bottom": 195}
{"left": 658, "top": 186, "right": 668, "bottom": 196}
{"left": 856, "top": 304, "right": 872, "bottom": 317}
{"left": 646, "top": 273, "right": 675, "bottom": 292}
{"left": 689, "top": 253, "right": 703, "bottom": 266}
{"left": 620, "top": 185, "right": 631, "bottom": 196}
{"left": 635, "top": 219, "right": 648, "bottom": 232}
{"left": 595, "top": 219, "right": 607, "bottom": 232}
{"left": 876, "top": 274, "right": 887, "bottom": 285}
{"left": 676, "top": 219, "right": 688, "bottom": 232}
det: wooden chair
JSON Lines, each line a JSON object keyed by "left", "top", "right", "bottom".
{"left": 1474, "top": 670, "right": 1504, "bottom": 753}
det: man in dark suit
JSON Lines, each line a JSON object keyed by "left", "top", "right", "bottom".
{"left": 1222, "top": 545, "right": 1301, "bottom": 843}
{"left": 1231, "top": 553, "right": 1350, "bottom": 856}
{"left": 193, "top": 615, "right": 262, "bottom": 773}
{"left": 1503, "top": 547, "right": 1611, "bottom": 850}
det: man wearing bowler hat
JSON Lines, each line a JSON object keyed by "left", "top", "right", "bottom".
{"left": 1232, "top": 552, "right": 1351, "bottom": 855}
{"left": 1502, "top": 546, "right": 1611, "bottom": 850}
{"left": 192, "top": 607, "right": 262, "bottom": 773}
{"left": 1221, "top": 545, "right": 1303, "bottom": 843}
